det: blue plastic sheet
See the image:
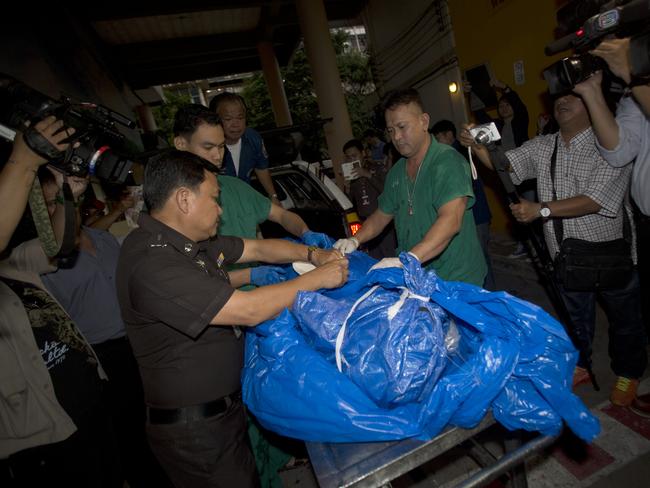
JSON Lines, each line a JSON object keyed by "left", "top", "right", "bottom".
{"left": 294, "top": 255, "right": 451, "bottom": 407}
{"left": 242, "top": 251, "right": 600, "bottom": 443}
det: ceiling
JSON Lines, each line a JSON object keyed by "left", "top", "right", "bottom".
{"left": 75, "top": 1, "right": 368, "bottom": 89}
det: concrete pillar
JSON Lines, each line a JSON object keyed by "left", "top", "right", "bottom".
{"left": 135, "top": 104, "right": 157, "bottom": 132}
{"left": 135, "top": 104, "right": 159, "bottom": 151}
{"left": 257, "top": 40, "right": 293, "bottom": 127}
{"left": 295, "top": 0, "right": 353, "bottom": 189}
{"left": 197, "top": 85, "right": 208, "bottom": 107}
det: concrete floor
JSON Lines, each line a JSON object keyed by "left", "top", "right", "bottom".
{"left": 476, "top": 231, "right": 650, "bottom": 488}
{"left": 283, "top": 230, "right": 650, "bottom": 488}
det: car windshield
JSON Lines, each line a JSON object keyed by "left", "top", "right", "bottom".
{"left": 274, "top": 172, "right": 331, "bottom": 210}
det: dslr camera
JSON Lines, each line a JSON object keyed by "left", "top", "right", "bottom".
{"left": 0, "top": 74, "right": 135, "bottom": 184}
{"left": 469, "top": 122, "right": 502, "bottom": 145}
{"left": 543, "top": 0, "right": 650, "bottom": 95}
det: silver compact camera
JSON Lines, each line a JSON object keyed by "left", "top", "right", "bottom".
{"left": 469, "top": 122, "right": 501, "bottom": 145}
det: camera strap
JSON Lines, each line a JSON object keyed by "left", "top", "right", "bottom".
{"left": 549, "top": 135, "right": 564, "bottom": 248}
{"left": 28, "top": 175, "right": 78, "bottom": 259}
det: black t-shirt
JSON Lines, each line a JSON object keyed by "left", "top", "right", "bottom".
{"left": 1, "top": 277, "right": 102, "bottom": 425}
{"left": 349, "top": 162, "right": 387, "bottom": 220}
{"left": 116, "top": 214, "right": 245, "bottom": 408}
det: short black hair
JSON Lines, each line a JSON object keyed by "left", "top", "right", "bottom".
{"left": 382, "top": 88, "right": 424, "bottom": 113}
{"left": 144, "top": 149, "right": 209, "bottom": 212}
{"left": 208, "top": 92, "right": 247, "bottom": 114}
{"left": 431, "top": 119, "right": 456, "bottom": 138}
{"left": 343, "top": 138, "right": 364, "bottom": 153}
{"left": 173, "top": 104, "right": 221, "bottom": 139}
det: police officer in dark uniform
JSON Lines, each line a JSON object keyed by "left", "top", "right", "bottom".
{"left": 116, "top": 150, "right": 347, "bottom": 488}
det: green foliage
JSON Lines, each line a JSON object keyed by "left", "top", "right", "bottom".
{"left": 241, "top": 75, "right": 274, "bottom": 130}
{"left": 241, "top": 29, "right": 375, "bottom": 159}
{"left": 151, "top": 90, "right": 192, "bottom": 146}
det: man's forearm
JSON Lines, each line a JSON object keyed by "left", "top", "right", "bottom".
{"left": 354, "top": 210, "right": 391, "bottom": 245}
{"left": 214, "top": 271, "right": 332, "bottom": 326}
{"left": 241, "top": 238, "right": 310, "bottom": 264}
{"left": 632, "top": 84, "right": 650, "bottom": 117}
{"left": 545, "top": 195, "right": 601, "bottom": 218}
{"left": 0, "top": 157, "right": 40, "bottom": 251}
{"left": 88, "top": 208, "right": 123, "bottom": 231}
{"left": 582, "top": 90, "right": 620, "bottom": 150}
{"left": 278, "top": 207, "right": 309, "bottom": 237}
{"left": 255, "top": 168, "right": 277, "bottom": 199}
{"left": 410, "top": 201, "right": 464, "bottom": 262}
{"left": 0, "top": 117, "right": 73, "bottom": 251}
{"left": 228, "top": 268, "right": 252, "bottom": 288}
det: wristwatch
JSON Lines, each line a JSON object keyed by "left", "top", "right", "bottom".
{"left": 539, "top": 202, "right": 551, "bottom": 218}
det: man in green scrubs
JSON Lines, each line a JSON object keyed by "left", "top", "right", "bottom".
{"left": 172, "top": 104, "right": 309, "bottom": 242}
{"left": 335, "top": 89, "right": 486, "bottom": 286}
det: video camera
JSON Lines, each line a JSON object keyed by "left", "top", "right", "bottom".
{"left": 543, "top": 0, "right": 650, "bottom": 95}
{"left": 0, "top": 74, "right": 136, "bottom": 184}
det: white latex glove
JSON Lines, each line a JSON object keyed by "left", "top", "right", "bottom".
{"left": 369, "top": 257, "right": 403, "bottom": 271}
{"left": 333, "top": 237, "right": 359, "bottom": 255}
{"left": 369, "top": 252, "right": 420, "bottom": 271}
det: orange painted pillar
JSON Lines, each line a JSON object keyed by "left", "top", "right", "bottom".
{"left": 257, "top": 39, "right": 293, "bottom": 127}
{"left": 295, "top": 0, "right": 354, "bottom": 188}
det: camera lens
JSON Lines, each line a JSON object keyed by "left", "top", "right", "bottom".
{"left": 474, "top": 130, "right": 490, "bottom": 145}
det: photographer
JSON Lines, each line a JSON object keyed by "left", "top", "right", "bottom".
{"left": 573, "top": 38, "right": 650, "bottom": 217}
{"left": 0, "top": 117, "right": 65, "bottom": 250}
{"left": 460, "top": 92, "right": 647, "bottom": 407}
{"left": 591, "top": 37, "right": 650, "bottom": 117}
{"left": 0, "top": 117, "right": 121, "bottom": 486}
{"left": 573, "top": 36, "right": 650, "bottom": 417}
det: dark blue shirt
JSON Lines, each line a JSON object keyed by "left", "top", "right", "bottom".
{"left": 369, "top": 140, "right": 385, "bottom": 162}
{"left": 222, "top": 127, "right": 269, "bottom": 184}
{"left": 42, "top": 227, "right": 126, "bottom": 344}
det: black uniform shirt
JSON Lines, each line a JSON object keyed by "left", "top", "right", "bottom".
{"left": 116, "top": 213, "right": 244, "bottom": 408}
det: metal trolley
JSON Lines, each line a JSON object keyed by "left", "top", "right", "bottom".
{"left": 306, "top": 414, "right": 558, "bottom": 488}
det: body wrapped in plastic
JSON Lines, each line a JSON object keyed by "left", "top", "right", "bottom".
{"left": 242, "top": 251, "right": 600, "bottom": 443}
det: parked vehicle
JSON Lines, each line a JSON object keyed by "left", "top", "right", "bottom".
{"left": 250, "top": 160, "right": 361, "bottom": 240}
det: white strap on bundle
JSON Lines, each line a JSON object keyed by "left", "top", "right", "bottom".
{"left": 335, "top": 285, "right": 430, "bottom": 372}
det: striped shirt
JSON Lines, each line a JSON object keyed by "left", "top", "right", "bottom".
{"left": 506, "top": 128, "right": 633, "bottom": 259}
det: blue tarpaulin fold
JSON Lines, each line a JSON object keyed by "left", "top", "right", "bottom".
{"left": 242, "top": 248, "right": 600, "bottom": 443}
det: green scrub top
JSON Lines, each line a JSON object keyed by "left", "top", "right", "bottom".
{"left": 379, "top": 138, "right": 487, "bottom": 286}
